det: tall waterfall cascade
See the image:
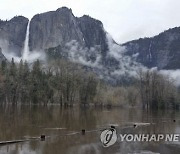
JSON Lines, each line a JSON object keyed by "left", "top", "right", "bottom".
{"left": 22, "top": 21, "right": 30, "bottom": 60}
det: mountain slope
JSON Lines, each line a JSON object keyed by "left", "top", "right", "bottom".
{"left": 29, "top": 7, "right": 84, "bottom": 51}
{"left": 0, "top": 7, "right": 180, "bottom": 84}
{"left": 0, "top": 16, "right": 28, "bottom": 56}
{"left": 29, "top": 7, "right": 121, "bottom": 68}
{"left": 123, "top": 27, "right": 180, "bottom": 69}
{"left": 29, "top": 7, "right": 108, "bottom": 56}
{"left": 0, "top": 48, "right": 6, "bottom": 61}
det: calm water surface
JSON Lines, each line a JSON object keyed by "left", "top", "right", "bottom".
{"left": 0, "top": 106, "right": 180, "bottom": 154}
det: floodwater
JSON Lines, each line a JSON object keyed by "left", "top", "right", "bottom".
{"left": 0, "top": 105, "right": 180, "bottom": 154}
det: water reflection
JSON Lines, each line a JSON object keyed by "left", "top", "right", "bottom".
{"left": 0, "top": 106, "right": 179, "bottom": 154}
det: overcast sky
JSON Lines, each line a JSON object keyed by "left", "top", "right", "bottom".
{"left": 1, "top": 0, "right": 180, "bottom": 43}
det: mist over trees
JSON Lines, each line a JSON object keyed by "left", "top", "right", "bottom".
{"left": 0, "top": 58, "right": 100, "bottom": 106}
{"left": 137, "top": 69, "right": 180, "bottom": 110}
{"left": 0, "top": 58, "right": 179, "bottom": 110}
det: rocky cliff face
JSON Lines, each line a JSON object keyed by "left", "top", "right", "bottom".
{"left": 29, "top": 7, "right": 114, "bottom": 75}
{"left": 0, "top": 16, "right": 28, "bottom": 56}
{"left": 0, "top": 48, "right": 6, "bottom": 61}
{"left": 29, "top": 7, "right": 84, "bottom": 51}
{"left": 0, "top": 7, "right": 119, "bottom": 83}
{"left": 123, "top": 27, "right": 180, "bottom": 69}
{"left": 77, "top": 15, "right": 108, "bottom": 57}
{"left": 0, "top": 6, "right": 180, "bottom": 82}
{"left": 29, "top": 7, "right": 108, "bottom": 55}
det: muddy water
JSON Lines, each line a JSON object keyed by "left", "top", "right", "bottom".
{"left": 0, "top": 106, "right": 179, "bottom": 154}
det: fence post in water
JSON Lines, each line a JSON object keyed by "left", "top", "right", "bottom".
{"left": 41, "top": 135, "right": 46, "bottom": 141}
{"left": 110, "top": 125, "right": 115, "bottom": 129}
{"left": 82, "top": 129, "right": 85, "bottom": 135}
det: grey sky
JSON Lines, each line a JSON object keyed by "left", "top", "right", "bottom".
{"left": 1, "top": 0, "right": 180, "bottom": 43}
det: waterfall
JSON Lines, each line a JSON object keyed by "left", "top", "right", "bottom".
{"left": 22, "top": 21, "right": 30, "bottom": 60}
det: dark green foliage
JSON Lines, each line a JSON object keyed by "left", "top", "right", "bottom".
{"left": 0, "top": 59, "right": 98, "bottom": 105}
{"left": 1, "top": 60, "right": 7, "bottom": 74}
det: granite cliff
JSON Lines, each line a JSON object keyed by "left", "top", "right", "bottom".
{"left": 123, "top": 27, "right": 180, "bottom": 69}
{"left": 0, "top": 16, "right": 28, "bottom": 56}
{"left": 0, "top": 7, "right": 180, "bottom": 82}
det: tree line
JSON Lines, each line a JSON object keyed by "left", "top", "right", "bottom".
{"left": 0, "top": 58, "right": 179, "bottom": 110}
{"left": 137, "top": 69, "right": 180, "bottom": 110}
{"left": 0, "top": 58, "right": 98, "bottom": 106}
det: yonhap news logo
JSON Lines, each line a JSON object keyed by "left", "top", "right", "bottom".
{"left": 100, "top": 127, "right": 117, "bottom": 147}
{"left": 100, "top": 127, "right": 180, "bottom": 147}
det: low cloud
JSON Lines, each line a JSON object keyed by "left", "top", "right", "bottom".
{"left": 22, "top": 50, "right": 46, "bottom": 63}
{"left": 65, "top": 40, "right": 102, "bottom": 69}
{"left": 63, "top": 34, "right": 147, "bottom": 82}
{"left": 160, "top": 69, "right": 180, "bottom": 86}
{"left": 0, "top": 39, "right": 46, "bottom": 63}
{"left": 106, "top": 33, "right": 147, "bottom": 77}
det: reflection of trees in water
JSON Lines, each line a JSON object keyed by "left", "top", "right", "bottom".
{"left": 68, "top": 143, "right": 101, "bottom": 154}
{"left": 140, "top": 109, "right": 177, "bottom": 134}
{"left": 79, "top": 107, "right": 97, "bottom": 130}
{"left": 0, "top": 107, "right": 179, "bottom": 154}
{"left": 0, "top": 142, "right": 41, "bottom": 154}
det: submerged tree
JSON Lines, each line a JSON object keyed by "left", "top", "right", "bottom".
{"left": 137, "top": 69, "right": 179, "bottom": 110}
{"left": 0, "top": 59, "right": 99, "bottom": 106}
{"left": 0, "top": 58, "right": 179, "bottom": 110}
